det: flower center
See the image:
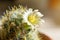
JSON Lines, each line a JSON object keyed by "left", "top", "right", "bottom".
{"left": 28, "top": 13, "right": 39, "bottom": 25}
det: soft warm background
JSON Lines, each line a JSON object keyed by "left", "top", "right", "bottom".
{"left": 0, "top": 0, "right": 60, "bottom": 40}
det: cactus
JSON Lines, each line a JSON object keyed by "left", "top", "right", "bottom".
{"left": 0, "top": 5, "right": 44, "bottom": 40}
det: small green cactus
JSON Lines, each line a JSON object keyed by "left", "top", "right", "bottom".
{"left": 0, "top": 5, "right": 43, "bottom": 40}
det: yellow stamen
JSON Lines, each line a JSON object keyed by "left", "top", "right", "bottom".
{"left": 28, "top": 13, "right": 39, "bottom": 24}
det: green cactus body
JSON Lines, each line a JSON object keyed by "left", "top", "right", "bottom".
{"left": 0, "top": 5, "right": 43, "bottom": 40}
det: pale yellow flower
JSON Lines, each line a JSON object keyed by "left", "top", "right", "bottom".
{"left": 23, "top": 8, "right": 44, "bottom": 29}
